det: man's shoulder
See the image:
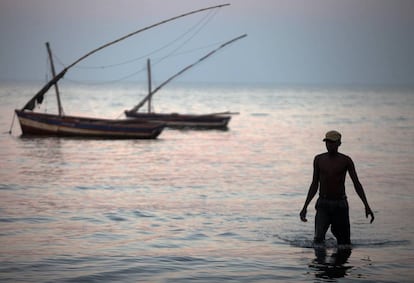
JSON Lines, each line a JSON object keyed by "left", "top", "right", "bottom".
{"left": 338, "top": 152, "right": 352, "bottom": 161}
{"left": 315, "top": 152, "right": 328, "bottom": 159}
{"left": 314, "top": 152, "right": 353, "bottom": 162}
{"left": 314, "top": 153, "right": 327, "bottom": 165}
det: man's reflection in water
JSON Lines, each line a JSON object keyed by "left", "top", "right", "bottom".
{"left": 310, "top": 247, "right": 352, "bottom": 279}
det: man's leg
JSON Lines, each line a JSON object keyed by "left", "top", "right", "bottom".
{"left": 314, "top": 207, "right": 330, "bottom": 244}
{"left": 331, "top": 200, "right": 351, "bottom": 245}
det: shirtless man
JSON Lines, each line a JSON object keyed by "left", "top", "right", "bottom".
{"left": 300, "top": 130, "right": 374, "bottom": 245}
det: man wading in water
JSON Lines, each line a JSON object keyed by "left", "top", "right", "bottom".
{"left": 300, "top": 130, "right": 374, "bottom": 246}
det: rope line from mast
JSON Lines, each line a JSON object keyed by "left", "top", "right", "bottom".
{"left": 73, "top": 9, "right": 218, "bottom": 70}
{"left": 58, "top": 38, "right": 232, "bottom": 86}
{"left": 54, "top": 10, "right": 221, "bottom": 86}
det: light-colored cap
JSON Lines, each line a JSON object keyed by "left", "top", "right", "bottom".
{"left": 323, "top": 130, "right": 342, "bottom": 142}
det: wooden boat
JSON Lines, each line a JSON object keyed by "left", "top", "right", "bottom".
{"left": 14, "top": 43, "right": 166, "bottom": 139}
{"left": 14, "top": 4, "right": 230, "bottom": 138}
{"left": 15, "top": 110, "right": 164, "bottom": 139}
{"left": 124, "top": 35, "right": 246, "bottom": 130}
{"left": 124, "top": 111, "right": 233, "bottom": 130}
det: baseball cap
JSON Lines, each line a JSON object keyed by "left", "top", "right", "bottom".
{"left": 323, "top": 130, "right": 342, "bottom": 142}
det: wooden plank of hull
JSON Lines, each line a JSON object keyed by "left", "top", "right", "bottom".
{"left": 125, "top": 111, "right": 231, "bottom": 129}
{"left": 15, "top": 110, "right": 164, "bottom": 139}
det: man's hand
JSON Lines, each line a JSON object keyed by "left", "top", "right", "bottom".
{"left": 300, "top": 208, "right": 307, "bottom": 222}
{"left": 366, "top": 207, "right": 374, "bottom": 223}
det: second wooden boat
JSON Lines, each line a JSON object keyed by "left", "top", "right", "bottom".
{"left": 124, "top": 35, "right": 246, "bottom": 130}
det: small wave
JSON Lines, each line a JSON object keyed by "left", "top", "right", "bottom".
{"left": 60, "top": 256, "right": 210, "bottom": 282}
{"left": 150, "top": 243, "right": 182, "bottom": 249}
{"left": 70, "top": 216, "right": 102, "bottom": 224}
{"left": 132, "top": 210, "right": 155, "bottom": 218}
{"left": 74, "top": 185, "right": 96, "bottom": 191}
{"left": 217, "top": 232, "right": 240, "bottom": 237}
{"left": 183, "top": 233, "right": 209, "bottom": 241}
{"left": 250, "top": 113, "right": 269, "bottom": 117}
{"left": 105, "top": 213, "right": 127, "bottom": 222}
{"left": 0, "top": 217, "right": 54, "bottom": 224}
{"left": 276, "top": 235, "right": 319, "bottom": 248}
{"left": 0, "top": 184, "right": 27, "bottom": 190}
{"left": 161, "top": 256, "right": 205, "bottom": 263}
{"left": 352, "top": 239, "right": 411, "bottom": 248}
{"left": 74, "top": 185, "right": 115, "bottom": 191}
{"left": 275, "top": 234, "right": 410, "bottom": 249}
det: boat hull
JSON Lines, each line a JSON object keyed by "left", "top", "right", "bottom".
{"left": 124, "top": 111, "right": 231, "bottom": 130}
{"left": 15, "top": 110, "right": 165, "bottom": 139}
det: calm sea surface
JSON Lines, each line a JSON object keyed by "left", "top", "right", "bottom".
{"left": 0, "top": 82, "right": 413, "bottom": 282}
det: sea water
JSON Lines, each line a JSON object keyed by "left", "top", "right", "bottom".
{"left": 0, "top": 82, "right": 413, "bottom": 282}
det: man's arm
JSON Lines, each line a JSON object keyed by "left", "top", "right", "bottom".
{"left": 347, "top": 157, "right": 375, "bottom": 223}
{"left": 300, "top": 156, "right": 319, "bottom": 222}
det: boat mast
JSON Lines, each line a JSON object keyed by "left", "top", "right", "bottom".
{"left": 46, "top": 42, "right": 64, "bottom": 116}
{"left": 147, "top": 59, "right": 152, "bottom": 113}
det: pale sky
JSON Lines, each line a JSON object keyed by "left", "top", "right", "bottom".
{"left": 0, "top": 0, "right": 413, "bottom": 86}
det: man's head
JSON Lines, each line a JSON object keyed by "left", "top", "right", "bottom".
{"left": 323, "top": 130, "right": 341, "bottom": 153}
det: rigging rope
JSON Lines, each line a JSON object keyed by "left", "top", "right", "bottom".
{"left": 60, "top": 39, "right": 229, "bottom": 86}
{"left": 8, "top": 112, "right": 16, "bottom": 134}
{"left": 151, "top": 9, "right": 218, "bottom": 67}
{"left": 73, "top": 9, "right": 218, "bottom": 70}
{"left": 50, "top": 9, "right": 223, "bottom": 86}
{"left": 52, "top": 53, "right": 67, "bottom": 71}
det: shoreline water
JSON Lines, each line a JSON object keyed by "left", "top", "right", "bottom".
{"left": 1, "top": 83, "right": 413, "bottom": 282}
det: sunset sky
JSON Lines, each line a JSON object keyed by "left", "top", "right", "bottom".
{"left": 0, "top": 0, "right": 413, "bottom": 85}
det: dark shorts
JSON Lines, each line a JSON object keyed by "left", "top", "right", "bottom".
{"left": 314, "top": 197, "right": 351, "bottom": 245}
